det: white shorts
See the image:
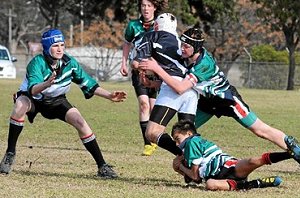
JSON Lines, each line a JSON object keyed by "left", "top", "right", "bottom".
{"left": 155, "top": 77, "right": 198, "bottom": 115}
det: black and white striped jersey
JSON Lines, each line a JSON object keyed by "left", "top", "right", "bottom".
{"left": 134, "top": 31, "right": 187, "bottom": 78}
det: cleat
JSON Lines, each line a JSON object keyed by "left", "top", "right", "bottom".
{"left": 97, "top": 164, "right": 118, "bottom": 179}
{"left": 151, "top": 143, "right": 158, "bottom": 149}
{"left": 142, "top": 144, "right": 156, "bottom": 156}
{"left": 258, "top": 176, "right": 282, "bottom": 188}
{"left": 0, "top": 152, "right": 16, "bottom": 174}
{"left": 284, "top": 135, "right": 300, "bottom": 164}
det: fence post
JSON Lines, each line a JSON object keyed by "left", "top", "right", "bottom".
{"left": 243, "top": 47, "right": 252, "bottom": 88}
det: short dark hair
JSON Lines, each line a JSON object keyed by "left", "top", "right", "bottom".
{"left": 171, "top": 120, "right": 197, "bottom": 137}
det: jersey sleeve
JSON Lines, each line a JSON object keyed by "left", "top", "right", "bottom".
{"left": 26, "top": 56, "right": 47, "bottom": 95}
{"left": 70, "top": 58, "right": 99, "bottom": 99}
{"left": 124, "top": 21, "right": 135, "bottom": 43}
{"left": 184, "top": 138, "right": 204, "bottom": 168}
{"left": 133, "top": 33, "right": 153, "bottom": 62}
{"left": 189, "top": 58, "right": 216, "bottom": 82}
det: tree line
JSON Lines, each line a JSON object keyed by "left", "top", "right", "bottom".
{"left": 0, "top": 0, "right": 299, "bottom": 89}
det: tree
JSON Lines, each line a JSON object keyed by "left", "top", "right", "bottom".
{"left": 251, "top": 0, "right": 300, "bottom": 90}
{"left": 0, "top": 0, "right": 49, "bottom": 53}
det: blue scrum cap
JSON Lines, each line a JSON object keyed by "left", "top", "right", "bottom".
{"left": 41, "top": 29, "right": 65, "bottom": 56}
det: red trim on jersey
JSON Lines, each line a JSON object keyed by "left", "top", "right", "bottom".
{"left": 234, "top": 102, "right": 247, "bottom": 117}
{"left": 224, "top": 159, "right": 238, "bottom": 168}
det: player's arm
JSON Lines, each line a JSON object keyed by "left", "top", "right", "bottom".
{"left": 94, "top": 87, "right": 127, "bottom": 102}
{"left": 139, "top": 58, "right": 194, "bottom": 95}
{"left": 139, "top": 70, "right": 162, "bottom": 88}
{"left": 120, "top": 41, "right": 131, "bottom": 76}
{"left": 178, "top": 163, "right": 201, "bottom": 183}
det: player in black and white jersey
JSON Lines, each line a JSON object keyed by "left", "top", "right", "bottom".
{"left": 132, "top": 13, "right": 198, "bottom": 157}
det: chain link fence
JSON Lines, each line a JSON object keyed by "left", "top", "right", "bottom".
{"left": 12, "top": 52, "right": 300, "bottom": 90}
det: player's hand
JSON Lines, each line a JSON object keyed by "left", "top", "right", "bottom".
{"left": 173, "top": 155, "right": 184, "bottom": 172}
{"left": 45, "top": 71, "right": 57, "bottom": 87}
{"left": 139, "top": 58, "right": 159, "bottom": 72}
{"left": 120, "top": 65, "right": 128, "bottom": 76}
{"left": 110, "top": 91, "right": 127, "bottom": 102}
{"left": 139, "top": 71, "right": 152, "bottom": 87}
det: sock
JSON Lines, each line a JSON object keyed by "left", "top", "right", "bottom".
{"left": 227, "top": 179, "right": 237, "bottom": 190}
{"left": 236, "top": 179, "right": 260, "bottom": 190}
{"left": 262, "top": 152, "right": 292, "bottom": 164}
{"left": 140, "top": 121, "right": 151, "bottom": 145}
{"left": 81, "top": 133, "right": 106, "bottom": 168}
{"left": 6, "top": 118, "right": 24, "bottom": 153}
{"left": 157, "top": 133, "right": 183, "bottom": 156}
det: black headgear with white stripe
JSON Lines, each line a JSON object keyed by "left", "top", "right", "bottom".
{"left": 180, "top": 28, "right": 205, "bottom": 55}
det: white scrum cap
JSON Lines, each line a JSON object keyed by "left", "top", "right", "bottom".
{"left": 155, "top": 13, "right": 177, "bottom": 35}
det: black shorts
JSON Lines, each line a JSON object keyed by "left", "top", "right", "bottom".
{"left": 150, "top": 105, "right": 195, "bottom": 126}
{"left": 16, "top": 91, "right": 73, "bottom": 123}
{"left": 210, "top": 159, "right": 246, "bottom": 181}
{"left": 197, "top": 85, "right": 250, "bottom": 118}
{"left": 131, "top": 70, "right": 158, "bottom": 98}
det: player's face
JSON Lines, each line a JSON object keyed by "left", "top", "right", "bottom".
{"left": 50, "top": 42, "right": 65, "bottom": 59}
{"left": 181, "top": 42, "right": 194, "bottom": 58}
{"left": 141, "top": 0, "right": 156, "bottom": 22}
{"left": 173, "top": 131, "right": 191, "bottom": 146}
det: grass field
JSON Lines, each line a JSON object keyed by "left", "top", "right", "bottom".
{"left": 0, "top": 79, "right": 299, "bottom": 198}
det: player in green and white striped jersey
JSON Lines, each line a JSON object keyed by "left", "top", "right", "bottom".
{"left": 172, "top": 120, "right": 290, "bottom": 191}
{"left": 0, "top": 29, "right": 127, "bottom": 179}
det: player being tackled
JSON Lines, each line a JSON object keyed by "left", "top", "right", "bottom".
{"left": 171, "top": 120, "right": 291, "bottom": 191}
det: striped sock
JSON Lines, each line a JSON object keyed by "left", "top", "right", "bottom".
{"left": 6, "top": 117, "right": 24, "bottom": 153}
{"left": 81, "top": 133, "right": 106, "bottom": 168}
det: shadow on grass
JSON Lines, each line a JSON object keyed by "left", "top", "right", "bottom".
{"left": 12, "top": 169, "right": 205, "bottom": 189}
{"left": 19, "top": 145, "right": 85, "bottom": 151}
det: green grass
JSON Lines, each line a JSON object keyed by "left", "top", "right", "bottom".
{"left": 0, "top": 79, "right": 300, "bottom": 198}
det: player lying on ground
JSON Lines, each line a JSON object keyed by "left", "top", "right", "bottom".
{"left": 171, "top": 120, "right": 292, "bottom": 191}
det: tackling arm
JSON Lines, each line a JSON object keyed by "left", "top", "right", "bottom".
{"left": 139, "top": 58, "right": 194, "bottom": 94}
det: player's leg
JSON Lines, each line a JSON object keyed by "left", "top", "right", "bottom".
{"left": 0, "top": 94, "right": 33, "bottom": 174}
{"left": 146, "top": 105, "right": 182, "bottom": 156}
{"left": 228, "top": 86, "right": 300, "bottom": 164}
{"left": 215, "top": 177, "right": 282, "bottom": 191}
{"left": 56, "top": 100, "right": 117, "bottom": 179}
{"left": 133, "top": 74, "right": 157, "bottom": 156}
{"left": 234, "top": 151, "right": 291, "bottom": 178}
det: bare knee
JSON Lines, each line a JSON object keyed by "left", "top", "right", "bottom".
{"left": 12, "top": 97, "right": 31, "bottom": 118}
{"left": 139, "top": 100, "right": 150, "bottom": 114}
{"left": 66, "top": 108, "right": 87, "bottom": 129}
{"left": 145, "top": 122, "right": 165, "bottom": 143}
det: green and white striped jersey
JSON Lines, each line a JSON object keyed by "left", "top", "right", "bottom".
{"left": 124, "top": 18, "right": 154, "bottom": 47}
{"left": 22, "top": 54, "right": 98, "bottom": 101}
{"left": 186, "top": 48, "right": 231, "bottom": 99}
{"left": 183, "top": 135, "right": 234, "bottom": 180}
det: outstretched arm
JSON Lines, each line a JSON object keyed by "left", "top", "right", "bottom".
{"left": 94, "top": 87, "right": 127, "bottom": 102}
{"left": 139, "top": 58, "right": 194, "bottom": 95}
{"left": 31, "top": 71, "right": 57, "bottom": 95}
